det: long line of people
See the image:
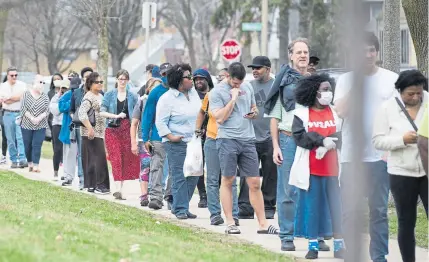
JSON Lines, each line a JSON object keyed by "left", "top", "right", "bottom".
{"left": 0, "top": 31, "right": 427, "bottom": 261}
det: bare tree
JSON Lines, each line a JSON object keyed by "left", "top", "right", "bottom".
{"left": 60, "top": 0, "right": 117, "bottom": 88}
{"left": 8, "top": 0, "right": 87, "bottom": 74}
{"left": 402, "top": 0, "right": 428, "bottom": 76}
{"left": 108, "top": 0, "right": 142, "bottom": 74}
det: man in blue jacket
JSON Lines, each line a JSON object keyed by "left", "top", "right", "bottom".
{"left": 142, "top": 62, "right": 172, "bottom": 210}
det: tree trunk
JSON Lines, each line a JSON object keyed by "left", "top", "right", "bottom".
{"left": 278, "top": 2, "right": 290, "bottom": 66}
{"left": 402, "top": 0, "right": 428, "bottom": 76}
{"left": 298, "top": 0, "right": 312, "bottom": 38}
{"left": 383, "top": 0, "right": 401, "bottom": 73}
{"left": 97, "top": 3, "right": 109, "bottom": 91}
{"left": 110, "top": 51, "right": 123, "bottom": 76}
{"left": 0, "top": 9, "right": 9, "bottom": 74}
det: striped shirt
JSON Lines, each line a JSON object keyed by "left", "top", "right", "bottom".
{"left": 20, "top": 91, "right": 49, "bottom": 130}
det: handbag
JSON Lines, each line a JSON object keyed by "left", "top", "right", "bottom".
{"left": 72, "top": 99, "right": 96, "bottom": 127}
{"left": 108, "top": 97, "right": 127, "bottom": 128}
{"left": 395, "top": 97, "right": 418, "bottom": 131}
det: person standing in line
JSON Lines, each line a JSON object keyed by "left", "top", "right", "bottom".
{"left": 264, "top": 38, "right": 331, "bottom": 251}
{"left": 58, "top": 77, "right": 81, "bottom": 187}
{"left": 216, "top": 68, "right": 228, "bottom": 84}
{"left": 142, "top": 62, "right": 173, "bottom": 210}
{"left": 238, "top": 56, "right": 277, "bottom": 220}
{"left": 0, "top": 66, "right": 28, "bottom": 168}
{"left": 193, "top": 68, "right": 214, "bottom": 208}
{"left": 49, "top": 79, "right": 69, "bottom": 179}
{"left": 19, "top": 75, "right": 49, "bottom": 173}
{"left": 156, "top": 63, "right": 200, "bottom": 219}
{"left": 47, "top": 73, "right": 64, "bottom": 141}
{"left": 130, "top": 69, "right": 160, "bottom": 206}
{"left": 333, "top": 32, "right": 399, "bottom": 262}
{"left": 209, "top": 62, "right": 279, "bottom": 235}
{"left": 102, "top": 69, "right": 139, "bottom": 200}
{"left": 69, "top": 67, "right": 93, "bottom": 188}
{"left": 290, "top": 74, "right": 345, "bottom": 259}
{"left": 79, "top": 72, "right": 115, "bottom": 194}
{"left": 372, "top": 70, "right": 428, "bottom": 262}
{"left": 195, "top": 80, "right": 239, "bottom": 226}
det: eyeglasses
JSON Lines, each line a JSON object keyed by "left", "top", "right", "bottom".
{"left": 117, "top": 78, "right": 128, "bottom": 81}
{"left": 94, "top": 81, "right": 104, "bottom": 84}
{"left": 9, "top": 74, "right": 18, "bottom": 78}
{"left": 183, "top": 75, "right": 193, "bottom": 80}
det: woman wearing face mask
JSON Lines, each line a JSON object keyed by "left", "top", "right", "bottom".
{"left": 289, "top": 74, "right": 345, "bottom": 260}
{"left": 49, "top": 79, "right": 69, "bottom": 180}
{"left": 102, "top": 69, "right": 139, "bottom": 200}
{"left": 373, "top": 70, "right": 428, "bottom": 262}
{"left": 19, "top": 75, "right": 50, "bottom": 173}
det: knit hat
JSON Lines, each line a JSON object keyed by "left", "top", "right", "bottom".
{"left": 193, "top": 68, "right": 214, "bottom": 90}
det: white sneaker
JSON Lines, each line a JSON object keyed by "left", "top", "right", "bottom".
{"left": 0, "top": 156, "right": 6, "bottom": 165}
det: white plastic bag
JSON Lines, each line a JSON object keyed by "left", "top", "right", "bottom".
{"left": 183, "top": 135, "right": 204, "bottom": 177}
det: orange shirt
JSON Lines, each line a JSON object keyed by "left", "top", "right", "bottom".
{"left": 201, "top": 93, "right": 218, "bottom": 139}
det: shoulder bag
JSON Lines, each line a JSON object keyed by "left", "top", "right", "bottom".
{"left": 72, "top": 99, "right": 95, "bottom": 127}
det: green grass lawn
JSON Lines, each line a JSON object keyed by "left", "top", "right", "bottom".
{"left": 41, "top": 141, "right": 53, "bottom": 159}
{"left": 0, "top": 171, "right": 289, "bottom": 262}
{"left": 388, "top": 203, "right": 428, "bottom": 248}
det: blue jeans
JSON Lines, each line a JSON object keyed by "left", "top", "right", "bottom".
{"left": 21, "top": 128, "right": 45, "bottom": 165}
{"left": 75, "top": 128, "right": 84, "bottom": 181}
{"left": 164, "top": 141, "right": 199, "bottom": 216}
{"left": 204, "top": 138, "right": 238, "bottom": 219}
{"left": 3, "top": 111, "right": 26, "bottom": 163}
{"left": 277, "top": 133, "right": 298, "bottom": 241}
{"left": 296, "top": 175, "right": 342, "bottom": 239}
{"left": 340, "top": 161, "right": 389, "bottom": 262}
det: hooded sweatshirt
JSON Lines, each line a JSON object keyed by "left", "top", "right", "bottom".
{"left": 193, "top": 68, "right": 214, "bottom": 99}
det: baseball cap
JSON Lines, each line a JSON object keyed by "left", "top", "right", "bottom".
{"left": 309, "top": 56, "right": 320, "bottom": 65}
{"left": 248, "top": 56, "right": 271, "bottom": 68}
{"left": 160, "top": 63, "right": 173, "bottom": 75}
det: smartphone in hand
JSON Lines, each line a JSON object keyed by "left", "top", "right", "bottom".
{"left": 244, "top": 112, "right": 255, "bottom": 118}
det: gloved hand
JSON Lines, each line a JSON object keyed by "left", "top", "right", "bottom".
{"left": 323, "top": 137, "right": 338, "bottom": 150}
{"left": 315, "top": 146, "right": 329, "bottom": 160}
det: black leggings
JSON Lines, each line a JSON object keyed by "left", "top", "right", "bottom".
{"left": 51, "top": 125, "right": 63, "bottom": 171}
{"left": 1, "top": 123, "right": 7, "bottom": 157}
{"left": 390, "top": 174, "right": 428, "bottom": 262}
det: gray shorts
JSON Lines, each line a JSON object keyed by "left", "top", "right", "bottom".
{"left": 216, "top": 138, "right": 259, "bottom": 177}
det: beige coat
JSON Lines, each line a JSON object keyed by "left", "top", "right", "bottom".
{"left": 372, "top": 91, "right": 428, "bottom": 178}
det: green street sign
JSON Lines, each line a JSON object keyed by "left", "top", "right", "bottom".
{"left": 242, "top": 22, "right": 262, "bottom": 31}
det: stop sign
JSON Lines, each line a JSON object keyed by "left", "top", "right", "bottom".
{"left": 220, "top": 39, "right": 241, "bottom": 61}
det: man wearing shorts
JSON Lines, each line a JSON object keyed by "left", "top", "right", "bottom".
{"left": 209, "top": 62, "right": 278, "bottom": 235}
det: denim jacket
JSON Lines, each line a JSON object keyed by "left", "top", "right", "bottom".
{"left": 101, "top": 88, "right": 138, "bottom": 124}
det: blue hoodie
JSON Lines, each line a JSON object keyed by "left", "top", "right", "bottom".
{"left": 141, "top": 76, "right": 168, "bottom": 142}
{"left": 58, "top": 90, "right": 73, "bottom": 144}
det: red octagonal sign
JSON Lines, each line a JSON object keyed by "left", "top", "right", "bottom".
{"left": 220, "top": 39, "right": 241, "bottom": 62}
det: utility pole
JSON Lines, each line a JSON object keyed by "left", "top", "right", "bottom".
{"left": 142, "top": 2, "right": 157, "bottom": 66}
{"left": 261, "top": 0, "right": 268, "bottom": 56}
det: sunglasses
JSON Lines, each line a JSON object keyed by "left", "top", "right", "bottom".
{"left": 39, "top": 81, "right": 45, "bottom": 84}
{"left": 183, "top": 75, "right": 193, "bottom": 80}
{"left": 9, "top": 74, "right": 18, "bottom": 78}
{"left": 94, "top": 81, "right": 104, "bottom": 84}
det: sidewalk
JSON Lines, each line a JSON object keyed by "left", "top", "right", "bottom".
{"left": 1, "top": 158, "right": 428, "bottom": 262}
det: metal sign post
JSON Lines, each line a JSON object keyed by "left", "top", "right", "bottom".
{"left": 142, "top": 2, "right": 157, "bottom": 66}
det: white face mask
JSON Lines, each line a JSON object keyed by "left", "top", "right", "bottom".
{"left": 317, "top": 91, "right": 333, "bottom": 105}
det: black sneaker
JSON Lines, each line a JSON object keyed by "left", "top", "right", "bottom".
{"left": 211, "top": 215, "right": 224, "bottom": 225}
{"left": 61, "top": 176, "right": 65, "bottom": 181}
{"left": 95, "top": 187, "right": 110, "bottom": 195}
{"left": 305, "top": 250, "right": 318, "bottom": 259}
{"left": 19, "top": 161, "right": 28, "bottom": 168}
{"left": 281, "top": 240, "right": 296, "bottom": 251}
{"left": 62, "top": 180, "right": 72, "bottom": 186}
{"left": 186, "top": 212, "right": 197, "bottom": 219}
{"left": 10, "top": 162, "right": 19, "bottom": 169}
{"left": 176, "top": 213, "right": 188, "bottom": 220}
{"left": 318, "top": 240, "right": 330, "bottom": 251}
{"left": 148, "top": 199, "right": 163, "bottom": 210}
{"left": 88, "top": 187, "right": 95, "bottom": 193}
{"left": 198, "top": 197, "right": 207, "bottom": 208}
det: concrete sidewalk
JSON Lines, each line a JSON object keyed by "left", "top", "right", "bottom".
{"left": 1, "top": 158, "right": 428, "bottom": 262}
